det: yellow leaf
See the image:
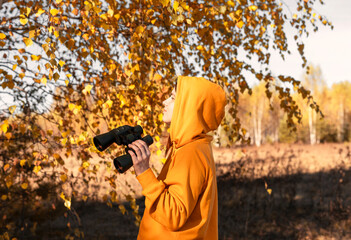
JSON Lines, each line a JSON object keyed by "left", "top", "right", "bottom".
{"left": 41, "top": 76, "right": 47, "bottom": 85}
{"left": 119, "top": 204, "right": 126, "bottom": 215}
{"left": 107, "top": 8, "right": 114, "bottom": 17}
{"left": 219, "top": 6, "right": 226, "bottom": 14}
{"left": 61, "top": 133, "right": 70, "bottom": 141}
{"left": 5, "top": 132, "right": 11, "bottom": 140}
{"left": 31, "top": 55, "right": 41, "bottom": 61}
{"left": 60, "top": 174, "right": 67, "bottom": 182}
{"left": 1, "top": 120, "right": 8, "bottom": 133}
{"left": 236, "top": 21, "right": 244, "bottom": 28}
{"left": 68, "top": 103, "right": 75, "bottom": 111}
{"left": 36, "top": 8, "right": 45, "bottom": 17}
{"left": 60, "top": 137, "right": 68, "bottom": 145}
{"left": 6, "top": 179, "right": 12, "bottom": 188}
{"left": 82, "top": 33, "right": 89, "bottom": 40}
{"left": 72, "top": 8, "right": 79, "bottom": 15}
{"left": 293, "top": 14, "right": 297, "bottom": 19}
{"left": 19, "top": 73, "right": 25, "bottom": 79}
{"left": 156, "top": 149, "right": 162, "bottom": 156}
{"left": 173, "top": 1, "right": 179, "bottom": 11}
{"left": 25, "top": 7, "right": 31, "bottom": 16}
{"left": 82, "top": 162, "right": 90, "bottom": 168}
{"left": 20, "top": 159, "right": 26, "bottom": 167}
{"left": 160, "top": 0, "right": 170, "bottom": 7}
{"left": 155, "top": 136, "right": 160, "bottom": 142}
{"left": 3, "top": 164, "right": 9, "bottom": 171}
{"left": 136, "top": 26, "right": 144, "bottom": 34}
{"left": 12, "top": 64, "right": 17, "bottom": 70}
{"left": 8, "top": 105, "right": 16, "bottom": 114}
{"left": 48, "top": 26, "right": 55, "bottom": 33}
{"left": 33, "top": 166, "right": 41, "bottom": 174}
{"left": 129, "top": 84, "right": 135, "bottom": 90}
{"left": 60, "top": 192, "right": 66, "bottom": 200}
{"left": 158, "top": 113, "right": 163, "bottom": 121}
{"left": 73, "top": 106, "right": 81, "bottom": 115}
{"left": 0, "top": 33, "right": 6, "bottom": 39}
{"left": 227, "top": 0, "right": 235, "bottom": 7}
{"left": 267, "top": 188, "right": 272, "bottom": 195}
{"left": 82, "top": 84, "right": 93, "bottom": 94}
{"left": 29, "top": 30, "right": 36, "bottom": 39}
{"left": 104, "top": 100, "right": 113, "bottom": 108}
{"left": 153, "top": 74, "right": 162, "bottom": 81}
{"left": 20, "top": 15, "right": 28, "bottom": 25}
{"left": 23, "top": 37, "right": 33, "bottom": 47}
{"left": 21, "top": 183, "right": 28, "bottom": 189}
{"left": 160, "top": 158, "right": 166, "bottom": 164}
{"left": 197, "top": 45, "right": 204, "bottom": 51}
{"left": 59, "top": 60, "right": 65, "bottom": 67}
{"left": 50, "top": 9, "right": 59, "bottom": 16}
{"left": 64, "top": 200, "right": 71, "bottom": 209}
{"left": 100, "top": 13, "right": 107, "bottom": 20}
{"left": 1, "top": 195, "right": 7, "bottom": 200}
{"left": 114, "top": 13, "right": 120, "bottom": 20}
{"left": 42, "top": 43, "right": 49, "bottom": 52}
{"left": 248, "top": 5, "right": 257, "bottom": 11}
{"left": 54, "top": 31, "right": 59, "bottom": 38}
{"left": 180, "top": 2, "right": 189, "bottom": 10}
{"left": 65, "top": 80, "right": 69, "bottom": 86}
{"left": 56, "top": 0, "right": 62, "bottom": 3}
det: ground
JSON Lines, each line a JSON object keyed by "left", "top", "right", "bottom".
{"left": 13, "top": 143, "right": 351, "bottom": 239}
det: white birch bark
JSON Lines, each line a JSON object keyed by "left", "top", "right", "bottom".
{"left": 308, "top": 107, "right": 316, "bottom": 145}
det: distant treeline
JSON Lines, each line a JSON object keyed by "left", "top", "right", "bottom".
{"left": 214, "top": 65, "right": 351, "bottom": 146}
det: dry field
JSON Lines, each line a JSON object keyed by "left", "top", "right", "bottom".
{"left": 15, "top": 143, "right": 351, "bottom": 239}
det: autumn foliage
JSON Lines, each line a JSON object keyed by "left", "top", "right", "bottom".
{"left": 0, "top": 0, "right": 333, "bottom": 238}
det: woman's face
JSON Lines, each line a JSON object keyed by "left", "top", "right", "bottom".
{"left": 162, "top": 88, "right": 176, "bottom": 124}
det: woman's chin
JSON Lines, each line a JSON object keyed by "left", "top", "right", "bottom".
{"left": 163, "top": 119, "right": 171, "bottom": 125}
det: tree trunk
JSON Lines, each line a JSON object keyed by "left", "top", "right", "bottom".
{"left": 308, "top": 107, "right": 316, "bottom": 145}
{"left": 253, "top": 99, "right": 264, "bottom": 146}
{"left": 337, "top": 102, "right": 344, "bottom": 142}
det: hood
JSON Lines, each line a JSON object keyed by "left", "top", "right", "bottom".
{"left": 166, "top": 76, "right": 227, "bottom": 153}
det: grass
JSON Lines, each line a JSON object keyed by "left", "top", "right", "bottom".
{"left": 2, "top": 143, "right": 351, "bottom": 239}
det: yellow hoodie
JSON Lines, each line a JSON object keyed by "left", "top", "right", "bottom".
{"left": 136, "top": 76, "right": 227, "bottom": 239}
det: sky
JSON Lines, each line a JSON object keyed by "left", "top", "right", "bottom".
{"left": 268, "top": 0, "right": 351, "bottom": 88}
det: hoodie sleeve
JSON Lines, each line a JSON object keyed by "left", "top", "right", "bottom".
{"left": 136, "top": 147, "right": 206, "bottom": 231}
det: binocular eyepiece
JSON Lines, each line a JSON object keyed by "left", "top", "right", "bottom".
{"left": 93, "top": 125, "right": 153, "bottom": 173}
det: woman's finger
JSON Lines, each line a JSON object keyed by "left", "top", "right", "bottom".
{"left": 133, "top": 140, "right": 150, "bottom": 158}
{"left": 138, "top": 140, "right": 151, "bottom": 156}
{"left": 128, "top": 143, "right": 142, "bottom": 160}
{"left": 128, "top": 150, "right": 137, "bottom": 164}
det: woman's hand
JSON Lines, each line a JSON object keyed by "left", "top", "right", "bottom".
{"left": 128, "top": 139, "right": 151, "bottom": 176}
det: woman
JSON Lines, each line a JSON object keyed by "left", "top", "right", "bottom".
{"left": 128, "top": 76, "right": 227, "bottom": 239}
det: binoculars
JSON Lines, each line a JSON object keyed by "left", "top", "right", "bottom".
{"left": 93, "top": 125, "right": 154, "bottom": 173}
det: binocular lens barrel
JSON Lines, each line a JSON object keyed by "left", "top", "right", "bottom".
{"left": 114, "top": 135, "right": 154, "bottom": 173}
{"left": 93, "top": 125, "right": 154, "bottom": 173}
{"left": 93, "top": 131, "right": 116, "bottom": 152}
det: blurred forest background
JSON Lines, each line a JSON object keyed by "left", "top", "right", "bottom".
{"left": 1, "top": 0, "right": 351, "bottom": 239}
